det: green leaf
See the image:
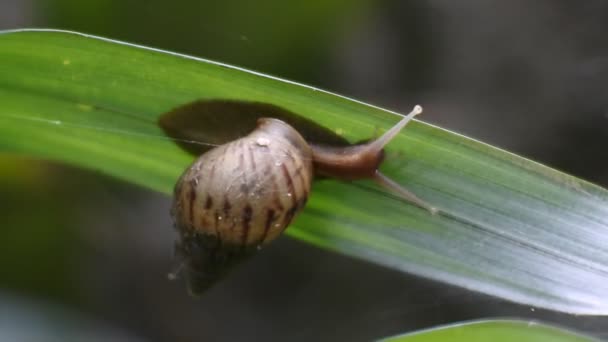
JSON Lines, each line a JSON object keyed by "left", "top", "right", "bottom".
{"left": 1, "top": 29, "right": 607, "bottom": 314}
{"left": 380, "top": 320, "right": 596, "bottom": 342}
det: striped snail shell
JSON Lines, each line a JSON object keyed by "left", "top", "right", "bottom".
{"left": 168, "top": 104, "right": 435, "bottom": 295}
{"left": 171, "top": 118, "right": 312, "bottom": 294}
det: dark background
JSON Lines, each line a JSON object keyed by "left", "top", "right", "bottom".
{"left": 1, "top": 1, "right": 607, "bottom": 341}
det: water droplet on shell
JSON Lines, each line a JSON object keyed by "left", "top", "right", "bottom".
{"left": 256, "top": 137, "right": 270, "bottom": 146}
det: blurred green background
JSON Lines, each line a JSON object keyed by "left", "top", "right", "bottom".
{"left": 1, "top": 0, "right": 607, "bottom": 341}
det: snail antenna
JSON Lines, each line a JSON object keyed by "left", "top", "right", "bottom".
{"left": 374, "top": 171, "right": 438, "bottom": 215}
{"left": 367, "top": 105, "right": 423, "bottom": 152}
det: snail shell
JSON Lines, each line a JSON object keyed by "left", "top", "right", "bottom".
{"left": 172, "top": 118, "right": 313, "bottom": 294}
{"left": 166, "top": 102, "right": 434, "bottom": 295}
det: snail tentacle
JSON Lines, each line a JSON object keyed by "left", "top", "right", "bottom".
{"left": 365, "top": 105, "right": 423, "bottom": 154}
{"left": 374, "top": 170, "right": 438, "bottom": 214}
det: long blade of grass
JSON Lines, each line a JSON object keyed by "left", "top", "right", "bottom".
{"left": 1, "top": 29, "right": 607, "bottom": 314}
{"left": 380, "top": 320, "right": 596, "bottom": 342}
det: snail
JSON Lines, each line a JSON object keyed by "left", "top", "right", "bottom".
{"left": 159, "top": 100, "right": 435, "bottom": 295}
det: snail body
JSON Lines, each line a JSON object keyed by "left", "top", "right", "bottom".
{"left": 169, "top": 104, "right": 434, "bottom": 295}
